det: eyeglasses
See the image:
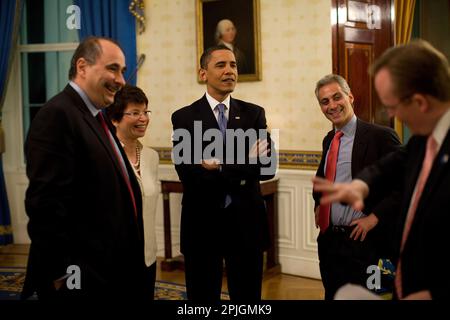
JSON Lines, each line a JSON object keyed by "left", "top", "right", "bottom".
{"left": 123, "top": 110, "right": 152, "bottom": 119}
{"left": 383, "top": 96, "right": 412, "bottom": 113}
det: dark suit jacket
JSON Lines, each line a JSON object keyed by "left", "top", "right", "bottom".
{"left": 23, "top": 85, "right": 145, "bottom": 298}
{"left": 313, "top": 119, "right": 401, "bottom": 251}
{"left": 171, "top": 95, "right": 277, "bottom": 254}
{"left": 358, "top": 131, "right": 450, "bottom": 299}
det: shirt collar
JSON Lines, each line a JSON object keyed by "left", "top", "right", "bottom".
{"left": 205, "top": 92, "right": 231, "bottom": 113}
{"left": 336, "top": 114, "right": 357, "bottom": 137}
{"left": 69, "top": 81, "right": 101, "bottom": 117}
{"left": 431, "top": 108, "right": 450, "bottom": 149}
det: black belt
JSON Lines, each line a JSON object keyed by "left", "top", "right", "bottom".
{"left": 330, "top": 225, "right": 355, "bottom": 234}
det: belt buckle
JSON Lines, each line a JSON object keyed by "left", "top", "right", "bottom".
{"left": 332, "top": 226, "right": 345, "bottom": 233}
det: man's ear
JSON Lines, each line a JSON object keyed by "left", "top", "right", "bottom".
{"left": 412, "top": 93, "right": 429, "bottom": 113}
{"left": 76, "top": 58, "right": 88, "bottom": 78}
{"left": 348, "top": 91, "right": 355, "bottom": 105}
{"left": 199, "top": 68, "right": 207, "bottom": 82}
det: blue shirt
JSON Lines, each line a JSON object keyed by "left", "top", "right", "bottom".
{"left": 324, "top": 115, "right": 365, "bottom": 226}
{"left": 69, "top": 81, "right": 100, "bottom": 117}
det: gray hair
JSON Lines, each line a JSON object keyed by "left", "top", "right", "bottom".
{"left": 215, "top": 19, "right": 235, "bottom": 44}
{"left": 315, "top": 74, "right": 351, "bottom": 101}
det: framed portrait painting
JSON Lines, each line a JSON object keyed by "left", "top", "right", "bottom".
{"left": 196, "top": 0, "right": 261, "bottom": 81}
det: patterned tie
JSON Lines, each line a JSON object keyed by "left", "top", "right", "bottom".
{"left": 395, "top": 135, "right": 438, "bottom": 299}
{"left": 318, "top": 130, "right": 344, "bottom": 233}
{"left": 215, "top": 103, "right": 231, "bottom": 208}
{"left": 216, "top": 103, "right": 227, "bottom": 139}
{"left": 97, "top": 111, "right": 137, "bottom": 219}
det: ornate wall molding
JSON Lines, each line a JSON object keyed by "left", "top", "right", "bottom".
{"left": 154, "top": 147, "right": 322, "bottom": 170}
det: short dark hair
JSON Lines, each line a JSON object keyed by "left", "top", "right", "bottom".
{"left": 68, "top": 36, "right": 122, "bottom": 80}
{"left": 106, "top": 84, "right": 149, "bottom": 122}
{"left": 200, "top": 45, "right": 233, "bottom": 69}
{"left": 370, "top": 39, "right": 450, "bottom": 102}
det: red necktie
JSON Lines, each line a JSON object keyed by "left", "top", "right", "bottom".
{"left": 318, "top": 130, "right": 344, "bottom": 233}
{"left": 97, "top": 111, "right": 137, "bottom": 219}
{"left": 395, "top": 135, "right": 438, "bottom": 299}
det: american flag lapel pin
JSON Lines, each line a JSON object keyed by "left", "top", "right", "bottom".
{"left": 441, "top": 154, "right": 449, "bottom": 164}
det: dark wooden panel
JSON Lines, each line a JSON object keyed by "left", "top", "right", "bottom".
{"left": 344, "top": 27, "right": 375, "bottom": 43}
{"left": 333, "top": 0, "right": 394, "bottom": 127}
{"left": 345, "top": 44, "right": 373, "bottom": 122}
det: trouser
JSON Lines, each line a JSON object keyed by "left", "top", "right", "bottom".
{"left": 317, "top": 225, "right": 379, "bottom": 300}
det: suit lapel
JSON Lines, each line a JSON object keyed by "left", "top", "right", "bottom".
{"left": 318, "top": 131, "right": 335, "bottom": 177}
{"left": 195, "top": 95, "right": 220, "bottom": 131}
{"left": 195, "top": 95, "right": 242, "bottom": 130}
{"left": 65, "top": 86, "right": 142, "bottom": 232}
{"left": 83, "top": 112, "right": 125, "bottom": 177}
{"left": 64, "top": 85, "right": 123, "bottom": 175}
{"left": 416, "top": 130, "right": 450, "bottom": 212}
{"left": 351, "top": 119, "right": 369, "bottom": 177}
{"left": 227, "top": 98, "right": 241, "bottom": 130}
{"left": 65, "top": 85, "right": 131, "bottom": 185}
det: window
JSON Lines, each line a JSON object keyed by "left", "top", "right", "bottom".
{"left": 20, "top": 0, "right": 79, "bottom": 138}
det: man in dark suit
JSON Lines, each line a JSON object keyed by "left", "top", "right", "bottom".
{"left": 23, "top": 37, "right": 147, "bottom": 300}
{"left": 171, "top": 45, "right": 277, "bottom": 302}
{"left": 313, "top": 40, "right": 450, "bottom": 299}
{"left": 313, "top": 74, "right": 401, "bottom": 300}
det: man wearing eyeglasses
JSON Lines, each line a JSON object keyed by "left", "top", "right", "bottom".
{"left": 313, "top": 74, "right": 401, "bottom": 300}
{"left": 23, "top": 37, "right": 147, "bottom": 300}
{"left": 314, "top": 40, "right": 450, "bottom": 300}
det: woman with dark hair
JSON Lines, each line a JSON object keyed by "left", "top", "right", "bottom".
{"left": 106, "top": 84, "right": 159, "bottom": 299}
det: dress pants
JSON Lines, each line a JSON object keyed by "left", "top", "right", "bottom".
{"left": 183, "top": 204, "right": 264, "bottom": 302}
{"left": 317, "top": 225, "right": 379, "bottom": 300}
{"left": 144, "top": 262, "right": 157, "bottom": 300}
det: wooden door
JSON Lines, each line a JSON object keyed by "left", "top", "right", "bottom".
{"left": 332, "top": 0, "right": 394, "bottom": 126}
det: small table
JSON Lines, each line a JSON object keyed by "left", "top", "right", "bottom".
{"left": 160, "top": 179, "right": 280, "bottom": 275}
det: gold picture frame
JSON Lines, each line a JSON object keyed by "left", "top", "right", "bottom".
{"left": 196, "top": 0, "right": 262, "bottom": 82}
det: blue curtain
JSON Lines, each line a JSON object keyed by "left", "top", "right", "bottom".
{"left": 0, "top": 0, "right": 22, "bottom": 245}
{"left": 75, "top": 0, "right": 138, "bottom": 85}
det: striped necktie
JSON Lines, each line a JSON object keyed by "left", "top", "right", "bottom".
{"left": 216, "top": 103, "right": 227, "bottom": 139}
{"left": 215, "top": 103, "right": 231, "bottom": 208}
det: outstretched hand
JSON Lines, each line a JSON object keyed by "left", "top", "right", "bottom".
{"left": 312, "top": 177, "right": 369, "bottom": 212}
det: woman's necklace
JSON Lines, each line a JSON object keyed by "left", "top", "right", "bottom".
{"left": 120, "top": 140, "right": 141, "bottom": 174}
{"left": 132, "top": 145, "right": 141, "bottom": 174}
